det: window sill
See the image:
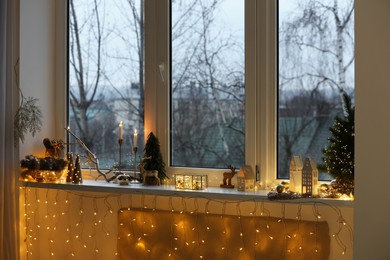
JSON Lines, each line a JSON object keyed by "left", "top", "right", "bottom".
{"left": 19, "top": 179, "right": 353, "bottom": 207}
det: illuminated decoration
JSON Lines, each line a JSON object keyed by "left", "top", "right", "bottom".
{"left": 237, "top": 165, "right": 255, "bottom": 192}
{"left": 318, "top": 92, "right": 354, "bottom": 196}
{"left": 20, "top": 155, "right": 67, "bottom": 183}
{"left": 289, "top": 156, "right": 303, "bottom": 193}
{"left": 287, "top": 156, "right": 319, "bottom": 196}
{"left": 65, "top": 127, "right": 114, "bottom": 182}
{"left": 118, "top": 208, "right": 329, "bottom": 259}
{"left": 73, "top": 155, "right": 83, "bottom": 184}
{"left": 66, "top": 153, "right": 74, "bottom": 183}
{"left": 301, "top": 158, "right": 319, "bottom": 196}
{"left": 175, "top": 174, "right": 207, "bottom": 190}
{"left": 21, "top": 187, "right": 353, "bottom": 259}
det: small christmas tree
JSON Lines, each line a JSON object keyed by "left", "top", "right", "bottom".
{"left": 143, "top": 132, "right": 168, "bottom": 181}
{"left": 73, "top": 154, "right": 83, "bottom": 184}
{"left": 319, "top": 92, "right": 354, "bottom": 194}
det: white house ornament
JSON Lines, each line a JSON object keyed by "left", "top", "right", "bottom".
{"left": 236, "top": 165, "right": 255, "bottom": 192}
{"left": 288, "top": 156, "right": 303, "bottom": 193}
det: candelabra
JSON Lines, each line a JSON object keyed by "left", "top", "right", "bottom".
{"left": 116, "top": 139, "right": 131, "bottom": 185}
{"left": 118, "top": 139, "right": 123, "bottom": 174}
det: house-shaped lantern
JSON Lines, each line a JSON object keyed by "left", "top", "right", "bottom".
{"left": 237, "top": 165, "right": 255, "bottom": 192}
{"left": 301, "top": 158, "right": 319, "bottom": 196}
{"left": 289, "top": 156, "right": 303, "bottom": 193}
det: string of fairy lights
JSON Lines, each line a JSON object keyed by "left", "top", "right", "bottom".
{"left": 21, "top": 186, "right": 353, "bottom": 259}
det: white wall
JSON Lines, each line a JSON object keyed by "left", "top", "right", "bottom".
{"left": 354, "top": 0, "right": 390, "bottom": 259}
{"left": 19, "top": 0, "right": 56, "bottom": 157}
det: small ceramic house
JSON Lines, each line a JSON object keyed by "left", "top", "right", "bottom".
{"left": 237, "top": 165, "right": 255, "bottom": 192}
{"left": 289, "top": 156, "right": 303, "bottom": 193}
{"left": 301, "top": 157, "right": 319, "bottom": 196}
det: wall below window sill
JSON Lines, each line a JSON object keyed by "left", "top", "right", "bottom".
{"left": 20, "top": 179, "right": 353, "bottom": 207}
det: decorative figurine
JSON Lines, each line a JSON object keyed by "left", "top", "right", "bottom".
{"left": 142, "top": 132, "right": 168, "bottom": 182}
{"left": 72, "top": 154, "right": 83, "bottom": 184}
{"left": 288, "top": 156, "right": 303, "bottom": 193}
{"left": 140, "top": 156, "right": 160, "bottom": 186}
{"left": 237, "top": 165, "right": 255, "bottom": 192}
{"left": 220, "top": 165, "right": 236, "bottom": 188}
{"left": 301, "top": 157, "right": 319, "bottom": 196}
{"left": 66, "top": 153, "right": 74, "bottom": 183}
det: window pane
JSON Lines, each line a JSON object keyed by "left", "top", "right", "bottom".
{"left": 170, "top": 0, "right": 245, "bottom": 169}
{"left": 278, "top": 0, "right": 354, "bottom": 180}
{"left": 68, "top": 0, "right": 144, "bottom": 169}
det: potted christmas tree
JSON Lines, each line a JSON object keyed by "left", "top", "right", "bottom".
{"left": 319, "top": 92, "right": 354, "bottom": 196}
{"left": 141, "top": 132, "right": 169, "bottom": 185}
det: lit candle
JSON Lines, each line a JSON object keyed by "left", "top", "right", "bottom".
{"left": 133, "top": 129, "right": 138, "bottom": 148}
{"left": 119, "top": 121, "right": 123, "bottom": 140}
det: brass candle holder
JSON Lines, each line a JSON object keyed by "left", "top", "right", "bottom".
{"left": 118, "top": 139, "right": 123, "bottom": 173}
{"left": 130, "top": 146, "right": 141, "bottom": 184}
{"left": 116, "top": 138, "right": 131, "bottom": 185}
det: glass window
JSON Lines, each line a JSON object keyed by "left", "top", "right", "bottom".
{"left": 68, "top": 0, "right": 145, "bottom": 170}
{"left": 278, "top": 0, "right": 354, "bottom": 180}
{"left": 170, "top": 0, "right": 245, "bottom": 169}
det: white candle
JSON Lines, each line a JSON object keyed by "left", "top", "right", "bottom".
{"left": 133, "top": 129, "right": 138, "bottom": 148}
{"left": 119, "top": 121, "right": 123, "bottom": 140}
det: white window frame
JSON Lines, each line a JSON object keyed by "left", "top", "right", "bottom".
{"left": 146, "top": 0, "right": 277, "bottom": 187}
{"left": 59, "top": 0, "right": 278, "bottom": 188}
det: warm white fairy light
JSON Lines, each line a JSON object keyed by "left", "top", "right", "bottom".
{"left": 22, "top": 187, "right": 352, "bottom": 259}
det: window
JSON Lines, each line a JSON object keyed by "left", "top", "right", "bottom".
{"left": 278, "top": 0, "right": 354, "bottom": 180}
{"left": 170, "top": 0, "right": 245, "bottom": 169}
{"left": 68, "top": 0, "right": 145, "bottom": 170}
{"left": 67, "top": 0, "right": 353, "bottom": 184}
{"left": 67, "top": 0, "right": 274, "bottom": 184}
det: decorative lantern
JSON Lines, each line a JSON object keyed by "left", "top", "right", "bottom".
{"left": 175, "top": 174, "right": 208, "bottom": 190}
{"left": 301, "top": 158, "right": 319, "bottom": 196}
{"left": 289, "top": 156, "right": 303, "bottom": 193}
{"left": 236, "top": 165, "right": 255, "bottom": 192}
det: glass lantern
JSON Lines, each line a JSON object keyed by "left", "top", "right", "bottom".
{"left": 175, "top": 174, "right": 208, "bottom": 190}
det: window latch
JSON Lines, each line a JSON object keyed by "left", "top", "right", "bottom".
{"left": 159, "top": 63, "right": 165, "bottom": 82}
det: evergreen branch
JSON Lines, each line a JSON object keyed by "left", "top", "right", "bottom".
{"left": 13, "top": 58, "right": 43, "bottom": 146}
